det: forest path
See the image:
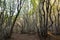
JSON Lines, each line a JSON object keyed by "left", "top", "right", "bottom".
{"left": 10, "top": 33, "right": 40, "bottom": 40}
{"left": 9, "top": 32, "right": 60, "bottom": 40}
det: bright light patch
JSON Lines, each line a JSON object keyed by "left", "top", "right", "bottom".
{"left": 36, "top": 0, "right": 38, "bottom": 5}
{"left": 0, "top": 7, "right": 1, "bottom": 11}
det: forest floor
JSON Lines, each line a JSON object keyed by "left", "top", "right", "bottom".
{"left": 9, "top": 33, "right": 40, "bottom": 40}
{"left": 9, "top": 32, "right": 60, "bottom": 40}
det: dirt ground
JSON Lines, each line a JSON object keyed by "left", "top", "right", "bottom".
{"left": 9, "top": 33, "right": 40, "bottom": 40}
{"left": 9, "top": 33, "right": 60, "bottom": 40}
